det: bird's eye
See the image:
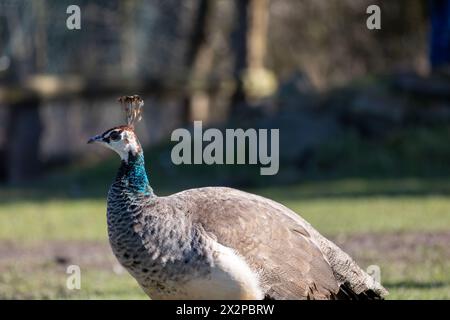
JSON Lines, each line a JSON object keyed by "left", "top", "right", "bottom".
{"left": 110, "top": 131, "right": 121, "bottom": 141}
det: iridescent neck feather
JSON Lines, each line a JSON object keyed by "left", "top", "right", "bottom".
{"left": 116, "top": 151, "right": 154, "bottom": 196}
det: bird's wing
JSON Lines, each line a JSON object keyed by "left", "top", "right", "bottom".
{"left": 170, "top": 187, "right": 342, "bottom": 299}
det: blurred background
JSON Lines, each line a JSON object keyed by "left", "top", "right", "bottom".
{"left": 0, "top": 0, "right": 449, "bottom": 299}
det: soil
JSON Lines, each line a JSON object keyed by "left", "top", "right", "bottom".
{"left": 1, "top": 231, "right": 449, "bottom": 272}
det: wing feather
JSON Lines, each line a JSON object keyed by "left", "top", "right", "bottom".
{"left": 170, "top": 187, "right": 341, "bottom": 299}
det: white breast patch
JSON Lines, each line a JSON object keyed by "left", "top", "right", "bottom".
{"left": 182, "top": 243, "right": 264, "bottom": 300}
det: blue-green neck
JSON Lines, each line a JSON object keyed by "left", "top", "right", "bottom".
{"left": 116, "top": 152, "right": 154, "bottom": 196}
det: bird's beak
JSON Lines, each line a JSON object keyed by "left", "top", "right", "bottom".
{"left": 87, "top": 135, "right": 102, "bottom": 144}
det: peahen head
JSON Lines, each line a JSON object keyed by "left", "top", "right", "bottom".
{"left": 87, "top": 125, "right": 142, "bottom": 162}
{"left": 88, "top": 95, "right": 152, "bottom": 195}
{"left": 87, "top": 95, "right": 144, "bottom": 163}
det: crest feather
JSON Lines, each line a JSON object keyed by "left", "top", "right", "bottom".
{"left": 118, "top": 95, "right": 144, "bottom": 128}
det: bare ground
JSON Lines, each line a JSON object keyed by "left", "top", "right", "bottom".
{"left": 0, "top": 240, "right": 118, "bottom": 272}
{"left": 331, "top": 231, "right": 450, "bottom": 265}
{"left": 1, "top": 231, "right": 449, "bottom": 272}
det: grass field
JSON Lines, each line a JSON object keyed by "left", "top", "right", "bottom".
{"left": 1, "top": 176, "right": 449, "bottom": 300}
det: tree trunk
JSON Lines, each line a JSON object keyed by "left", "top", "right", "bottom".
{"left": 230, "top": 0, "right": 249, "bottom": 116}
{"left": 230, "top": 0, "right": 272, "bottom": 116}
{"left": 6, "top": 97, "right": 42, "bottom": 184}
{"left": 183, "top": 0, "right": 216, "bottom": 123}
{"left": 247, "top": 0, "right": 269, "bottom": 70}
{"left": 120, "top": 0, "right": 139, "bottom": 77}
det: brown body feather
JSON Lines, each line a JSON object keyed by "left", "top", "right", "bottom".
{"left": 157, "top": 187, "right": 388, "bottom": 300}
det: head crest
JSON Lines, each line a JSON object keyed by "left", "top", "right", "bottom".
{"left": 118, "top": 95, "right": 144, "bottom": 128}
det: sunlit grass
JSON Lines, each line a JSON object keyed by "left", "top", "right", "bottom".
{"left": 1, "top": 179, "right": 449, "bottom": 242}
{"left": 287, "top": 196, "right": 450, "bottom": 235}
{"left": 380, "top": 260, "right": 450, "bottom": 299}
{"left": 1, "top": 196, "right": 450, "bottom": 242}
{"left": 0, "top": 200, "right": 107, "bottom": 242}
{"left": 0, "top": 267, "right": 146, "bottom": 299}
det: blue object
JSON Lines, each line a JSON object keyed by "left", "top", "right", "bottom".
{"left": 429, "top": 0, "right": 450, "bottom": 69}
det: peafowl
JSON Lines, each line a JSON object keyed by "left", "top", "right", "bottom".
{"left": 87, "top": 95, "right": 388, "bottom": 300}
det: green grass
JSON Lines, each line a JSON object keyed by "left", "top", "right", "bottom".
{"left": 1, "top": 178, "right": 449, "bottom": 299}
{"left": 0, "top": 200, "right": 107, "bottom": 242}
{"left": 382, "top": 262, "right": 450, "bottom": 299}
{"left": 0, "top": 267, "right": 146, "bottom": 299}
{"left": 1, "top": 184, "right": 450, "bottom": 242}
{"left": 289, "top": 196, "right": 450, "bottom": 235}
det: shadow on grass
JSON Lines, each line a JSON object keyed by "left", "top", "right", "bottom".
{"left": 384, "top": 281, "right": 450, "bottom": 290}
{"left": 1, "top": 173, "right": 450, "bottom": 205}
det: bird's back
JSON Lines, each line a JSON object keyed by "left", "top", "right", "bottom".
{"left": 166, "top": 187, "right": 388, "bottom": 299}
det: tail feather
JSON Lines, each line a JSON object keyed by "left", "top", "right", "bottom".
{"left": 313, "top": 234, "right": 389, "bottom": 299}
{"left": 335, "top": 283, "right": 385, "bottom": 300}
